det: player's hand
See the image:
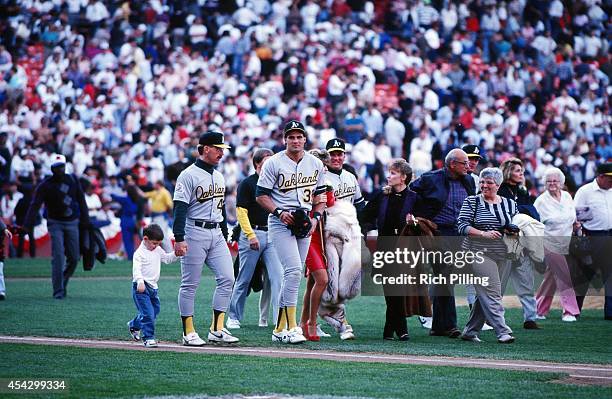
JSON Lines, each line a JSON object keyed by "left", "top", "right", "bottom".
{"left": 482, "top": 230, "right": 502, "bottom": 239}
{"left": 249, "top": 236, "right": 260, "bottom": 250}
{"left": 174, "top": 241, "right": 188, "bottom": 256}
{"left": 279, "top": 211, "right": 295, "bottom": 226}
{"left": 4, "top": 229, "right": 12, "bottom": 240}
{"left": 136, "top": 281, "right": 146, "bottom": 293}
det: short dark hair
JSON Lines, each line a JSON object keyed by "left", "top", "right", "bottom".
{"left": 252, "top": 148, "right": 273, "bottom": 168}
{"left": 143, "top": 224, "right": 164, "bottom": 241}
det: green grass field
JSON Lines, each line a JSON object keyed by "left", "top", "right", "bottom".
{"left": 0, "top": 344, "right": 608, "bottom": 399}
{"left": 1, "top": 258, "right": 611, "bottom": 398}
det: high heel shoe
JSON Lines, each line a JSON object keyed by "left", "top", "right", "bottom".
{"left": 304, "top": 324, "right": 320, "bottom": 342}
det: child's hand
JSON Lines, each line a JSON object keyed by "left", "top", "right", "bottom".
{"left": 137, "top": 281, "right": 145, "bottom": 293}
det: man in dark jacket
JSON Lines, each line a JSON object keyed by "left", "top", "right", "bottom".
{"left": 24, "top": 154, "right": 90, "bottom": 299}
{"left": 410, "top": 148, "right": 475, "bottom": 337}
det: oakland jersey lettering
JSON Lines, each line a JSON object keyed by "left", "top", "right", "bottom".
{"left": 195, "top": 183, "right": 226, "bottom": 203}
{"left": 334, "top": 182, "right": 357, "bottom": 200}
{"left": 278, "top": 171, "right": 320, "bottom": 193}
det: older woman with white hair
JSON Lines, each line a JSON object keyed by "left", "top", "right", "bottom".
{"left": 457, "top": 167, "right": 517, "bottom": 343}
{"left": 533, "top": 168, "right": 580, "bottom": 322}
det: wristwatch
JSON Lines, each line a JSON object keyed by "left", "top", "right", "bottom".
{"left": 273, "top": 208, "right": 284, "bottom": 218}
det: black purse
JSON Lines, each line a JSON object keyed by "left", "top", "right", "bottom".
{"left": 569, "top": 229, "right": 592, "bottom": 258}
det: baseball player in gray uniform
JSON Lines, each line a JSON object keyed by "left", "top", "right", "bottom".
{"left": 325, "top": 138, "right": 365, "bottom": 208}
{"left": 173, "top": 131, "right": 239, "bottom": 345}
{"left": 256, "top": 120, "right": 326, "bottom": 344}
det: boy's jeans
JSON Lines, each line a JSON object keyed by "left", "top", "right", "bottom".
{"left": 129, "top": 282, "right": 160, "bottom": 340}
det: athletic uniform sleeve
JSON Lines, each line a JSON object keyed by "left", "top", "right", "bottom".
{"left": 256, "top": 158, "right": 276, "bottom": 196}
{"left": 172, "top": 171, "right": 193, "bottom": 242}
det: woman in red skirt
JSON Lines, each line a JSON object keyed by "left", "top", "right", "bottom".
{"left": 300, "top": 149, "right": 335, "bottom": 341}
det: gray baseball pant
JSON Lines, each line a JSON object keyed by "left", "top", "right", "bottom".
{"left": 178, "top": 224, "right": 234, "bottom": 316}
{"left": 268, "top": 215, "right": 311, "bottom": 308}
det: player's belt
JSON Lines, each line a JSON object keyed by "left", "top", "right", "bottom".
{"left": 252, "top": 224, "right": 268, "bottom": 231}
{"left": 194, "top": 220, "right": 219, "bottom": 229}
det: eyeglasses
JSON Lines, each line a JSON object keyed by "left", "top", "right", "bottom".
{"left": 546, "top": 180, "right": 560, "bottom": 184}
{"left": 453, "top": 160, "right": 469, "bottom": 166}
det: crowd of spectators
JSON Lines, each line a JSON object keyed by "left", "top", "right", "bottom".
{"left": 0, "top": 0, "right": 610, "bottom": 255}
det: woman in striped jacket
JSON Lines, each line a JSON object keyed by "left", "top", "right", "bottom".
{"left": 456, "top": 167, "right": 517, "bottom": 344}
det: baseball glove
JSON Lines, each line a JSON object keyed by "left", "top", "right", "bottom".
{"left": 287, "top": 209, "right": 312, "bottom": 239}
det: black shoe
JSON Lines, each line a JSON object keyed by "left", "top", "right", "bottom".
{"left": 429, "top": 328, "right": 461, "bottom": 338}
{"left": 0, "top": 293, "right": 5, "bottom": 300}
{"left": 383, "top": 335, "right": 395, "bottom": 341}
{"left": 398, "top": 333, "right": 410, "bottom": 341}
{"left": 605, "top": 316, "right": 612, "bottom": 321}
{"left": 523, "top": 321, "right": 540, "bottom": 330}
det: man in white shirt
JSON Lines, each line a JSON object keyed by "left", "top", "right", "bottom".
{"left": 574, "top": 162, "right": 612, "bottom": 320}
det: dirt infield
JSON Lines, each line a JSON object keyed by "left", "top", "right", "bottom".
{"left": 1, "top": 335, "right": 610, "bottom": 387}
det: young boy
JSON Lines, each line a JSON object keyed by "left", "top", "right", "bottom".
{"left": 128, "top": 224, "right": 178, "bottom": 347}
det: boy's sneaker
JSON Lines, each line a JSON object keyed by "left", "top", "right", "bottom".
{"left": 143, "top": 339, "right": 158, "bottom": 347}
{"left": 226, "top": 317, "right": 241, "bottom": 329}
{"left": 127, "top": 322, "right": 140, "bottom": 341}
{"left": 182, "top": 331, "right": 206, "bottom": 346}
{"left": 208, "top": 328, "right": 239, "bottom": 343}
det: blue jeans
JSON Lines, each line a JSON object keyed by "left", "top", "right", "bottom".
{"left": 129, "top": 282, "right": 160, "bottom": 340}
{"left": 47, "top": 219, "right": 80, "bottom": 298}
{"left": 228, "top": 230, "right": 283, "bottom": 322}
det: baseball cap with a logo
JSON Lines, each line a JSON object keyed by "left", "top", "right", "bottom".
{"left": 283, "top": 120, "right": 306, "bottom": 136}
{"left": 199, "top": 131, "right": 231, "bottom": 149}
{"left": 326, "top": 138, "right": 346, "bottom": 153}
{"left": 462, "top": 144, "right": 483, "bottom": 159}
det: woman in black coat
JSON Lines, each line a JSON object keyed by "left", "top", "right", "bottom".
{"left": 361, "top": 159, "right": 418, "bottom": 341}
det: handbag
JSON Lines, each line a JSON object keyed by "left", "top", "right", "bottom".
{"left": 569, "top": 229, "right": 592, "bottom": 258}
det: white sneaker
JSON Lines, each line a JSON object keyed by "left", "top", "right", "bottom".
{"left": 143, "top": 339, "right": 158, "bottom": 347}
{"left": 535, "top": 314, "right": 547, "bottom": 320}
{"left": 316, "top": 324, "right": 331, "bottom": 338}
{"left": 286, "top": 327, "right": 307, "bottom": 344}
{"left": 258, "top": 320, "right": 268, "bottom": 327}
{"left": 340, "top": 329, "right": 355, "bottom": 340}
{"left": 226, "top": 317, "right": 241, "bottom": 329}
{"left": 498, "top": 334, "right": 515, "bottom": 344}
{"left": 418, "top": 316, "right": 432, "bottom": 329}
{"left": 208, "top": 328, "right": 240, "bottom": 343}
{"left": 562, "top": 315, "right": 577, "bottom": 322}
{"left": 182, "top": 332, "right": 206, "bottom": 346}
{"left": 127, "top": 322, "right": 140, "bottom": 341}
{"left": 272, "top": 329, "right": 288, "bottom": 343}
{"left": 481, "top": 322, "right": 494, "bottom": 331}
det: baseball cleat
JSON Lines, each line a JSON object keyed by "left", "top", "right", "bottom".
{"left": 225, "top": 317, "right": 241, "bottom": 329}
{"left": 127, "top": 322, "right": 140, "bottom": 341}
{"left": 208, "top": 328, "right": 239, "bottom": 343}
{"left": 286, "top": 327, "right": 307, "bottom": 344}
{"left": 182, "top": 332, "right": 206, "bottom": 346}
{"left": 272, "top": 329, "right": 288, "bottom": 343}
{"left": 143, "top": 339, "right": 158, "bottom": 347}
